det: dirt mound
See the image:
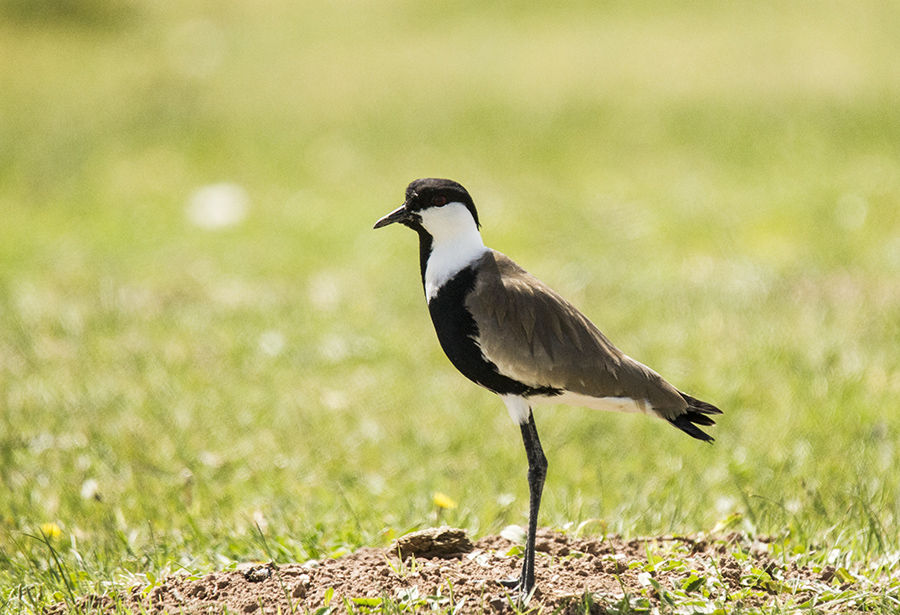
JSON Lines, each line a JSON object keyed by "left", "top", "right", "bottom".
{"left": 48, "top": 528, "right": 832, "bottom": 614}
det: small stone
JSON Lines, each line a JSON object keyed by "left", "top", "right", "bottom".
{"left": 243, "top": 565, "right": 272, "bottom": 582}
{"left": 391, "top": 527, "right": 475, "bottom": 560}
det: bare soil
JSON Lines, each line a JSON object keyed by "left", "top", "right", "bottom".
{"left": 48, "top": 528, "right": 834, "bottom": 614}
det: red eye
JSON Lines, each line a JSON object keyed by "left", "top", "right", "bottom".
{"left": 432, "top": 195, "right": 446, "bottom": 207}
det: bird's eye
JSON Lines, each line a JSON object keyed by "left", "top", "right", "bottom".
{"left": 432, "top": 196, "right": 447, "bottom": 207}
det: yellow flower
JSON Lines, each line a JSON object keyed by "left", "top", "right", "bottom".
{"left": 433, "top": 492, "right": 457, "bottom": 510}
{"left": 40, "top": 523, "right": 62, "bottom": 539}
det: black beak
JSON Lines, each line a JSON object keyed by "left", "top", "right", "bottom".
{"left": 373, "top": 203, "right": 413, "bottom": 229}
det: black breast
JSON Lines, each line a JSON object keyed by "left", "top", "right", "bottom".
{"left": 427, "top": 266, "right": 556, "bottom": 397}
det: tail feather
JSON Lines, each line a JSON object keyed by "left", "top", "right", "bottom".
{"left": 668, "top": 393, "right": 723, "bottom": 443}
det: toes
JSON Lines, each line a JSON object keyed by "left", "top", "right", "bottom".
{"left": 497, "top": 577, "right": 520, "bottom": 589}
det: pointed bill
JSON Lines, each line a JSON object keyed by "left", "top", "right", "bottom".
{"left": 374, "top": 204, "right": 412, "bottom": 229}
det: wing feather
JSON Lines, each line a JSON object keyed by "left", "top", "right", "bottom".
{"left": 466, "top": 251, "right": 688, "bottom": 417}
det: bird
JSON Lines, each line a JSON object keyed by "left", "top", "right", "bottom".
{"left": 374, "top": 177, "right": 722, "bottom": 600}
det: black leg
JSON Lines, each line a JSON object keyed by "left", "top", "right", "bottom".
{"left": 517, "top": 410, "right": 548, "bottom": 598}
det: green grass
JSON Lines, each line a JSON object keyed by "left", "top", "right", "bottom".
{"left": 2, "top": 0, "right": 900, "bottom": 611}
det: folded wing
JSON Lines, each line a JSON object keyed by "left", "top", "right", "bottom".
{"left": 466, "top": 251, "right": 691, "bottom": 420}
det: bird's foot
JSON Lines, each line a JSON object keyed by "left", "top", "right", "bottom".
{"left": 497, "top": 577, "right": 520, "bottom": 590}
{"left": 496, "top": 576, "right": 536, "bottom": 606}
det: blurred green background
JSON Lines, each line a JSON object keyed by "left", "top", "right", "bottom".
{"left": 2, "top": 0, "right": 900, "bottom": 605}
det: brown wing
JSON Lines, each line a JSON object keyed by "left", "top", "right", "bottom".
{"left": 466, "top": 251, "right": 688, "bottom": 419}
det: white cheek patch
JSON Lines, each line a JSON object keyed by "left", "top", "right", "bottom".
{"left": 422, "top": 203, "right": 488, "bottom": 302}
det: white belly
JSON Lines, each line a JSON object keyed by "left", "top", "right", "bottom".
{"left": 530, "top": 391, "right": 654, "bottom": 416}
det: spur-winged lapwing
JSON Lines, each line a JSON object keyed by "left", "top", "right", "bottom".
{"left": 375, "top": 178, "right": 722, "bottom": 599}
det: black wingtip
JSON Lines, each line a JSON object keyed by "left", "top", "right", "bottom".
{"left": 669, "top": 393, "right": 723, "bottom": 443}
{"left": 681, "top": 393, "right": 724, "bottom": 416}
{"left": 669, "top": 413, "right": 716, "bottom": 442}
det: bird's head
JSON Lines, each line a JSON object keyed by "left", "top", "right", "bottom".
{"left": 374, "top": 178, "right": 481, "bottom": 237}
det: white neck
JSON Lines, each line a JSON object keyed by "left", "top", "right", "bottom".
{"left": 421, "top": 202, "right": 488, "bottom": 302}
